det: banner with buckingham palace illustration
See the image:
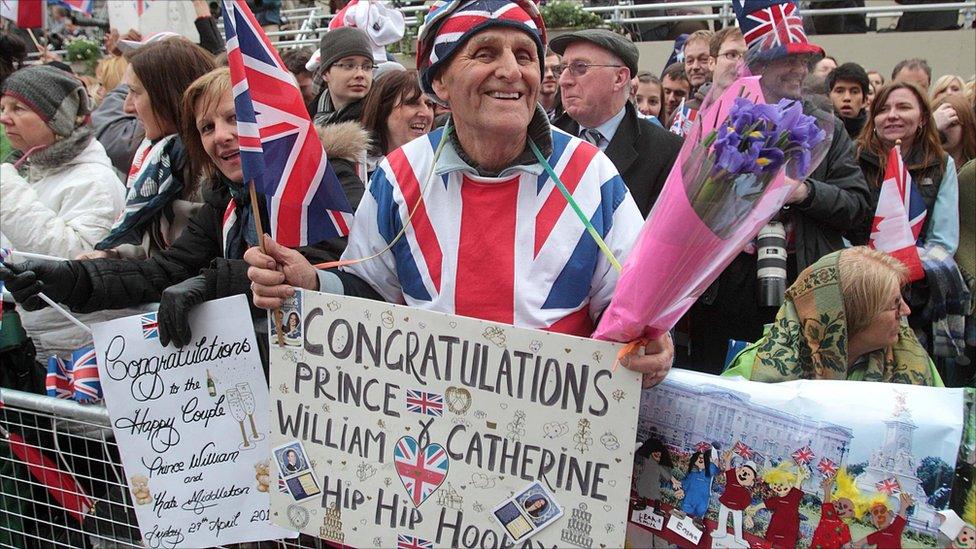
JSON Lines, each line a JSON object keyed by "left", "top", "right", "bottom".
{"left": 627, "top": 369, "right": 969, "bottom": 549}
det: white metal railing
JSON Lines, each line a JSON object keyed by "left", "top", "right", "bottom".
{"left": 266, "top": 0, "right": 974, "bottom": 47}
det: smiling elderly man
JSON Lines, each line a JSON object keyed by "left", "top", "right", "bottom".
{"left": 244, "top": 0, "right": 674, "bottom": 388}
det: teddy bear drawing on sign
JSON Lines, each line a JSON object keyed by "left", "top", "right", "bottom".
{"left": 712, "top": 447, "right": 758, "bottom": 547}
{"left": 130, "top": 475, "right": 152, "bottom": 505}
{"left": 254, "top": 460, "right": 271, "bottom": 492}
{"left": 633, "top": 436, "right": 681, "bottom": 513}
{"left": 747, "top": 462, "right": 807, "bottom": 549}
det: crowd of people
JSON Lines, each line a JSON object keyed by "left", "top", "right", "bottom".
{"left": 0, "top": 0, "right": 974, "bottom": 545}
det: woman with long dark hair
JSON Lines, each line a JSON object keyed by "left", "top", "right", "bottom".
{"left": 850, "top": 81, "right": 958, "bottom": 255}
{"left": 359, "top": 70, "right": 435, "bottom": 176}
{"left": 81, "top": 38, "right": 216, "bottom": 260}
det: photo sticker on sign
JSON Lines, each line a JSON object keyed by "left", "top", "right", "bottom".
{"left": 273, "top": 440, "right": 321, "bottom": 502}
{"left": 492, "top": 481, "right": 564, "bottom": 543}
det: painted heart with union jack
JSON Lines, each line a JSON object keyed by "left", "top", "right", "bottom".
{"left": 393, "top": 436, "right": 450, "bottom": 507}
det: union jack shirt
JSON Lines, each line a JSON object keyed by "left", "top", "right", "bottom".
{"left": 342, "top": 126, "right": 643, "bottom": 337}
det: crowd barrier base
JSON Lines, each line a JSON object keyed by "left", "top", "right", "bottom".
{"left": 0, "top": 389, "right": 328, "bottom": 549}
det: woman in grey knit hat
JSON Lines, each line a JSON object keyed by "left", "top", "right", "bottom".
{"left": 0, "top": 64, "right": 127, "bottom": 361}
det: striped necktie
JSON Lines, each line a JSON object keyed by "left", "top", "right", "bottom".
{"left": 581, "top": 128, "right": 604, "bottom": 147}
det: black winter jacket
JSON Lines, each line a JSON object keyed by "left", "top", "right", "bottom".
{"left": 55, "top": 161, "right": 365, "bottom": 313}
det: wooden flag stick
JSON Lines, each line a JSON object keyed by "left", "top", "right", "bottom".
{"left": 248, "top": 181, "right": 285, "bottom": 347}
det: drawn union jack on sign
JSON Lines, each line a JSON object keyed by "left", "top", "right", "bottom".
{"left": 405, "top": 390, "right": 444, "bottom": 417}
{"left": 397, "top": 534, "right": 434, "bottom": 549}
{"left": 393, "top": 436, "right": 449, "bottom": 507}
{"left": 140, "top": 313, "right": 159, "bottom": 340}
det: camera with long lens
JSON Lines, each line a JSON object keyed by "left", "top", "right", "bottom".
{"left": 757, "top": 221, "right": 787, "bottom": 307}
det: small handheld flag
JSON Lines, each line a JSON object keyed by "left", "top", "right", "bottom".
{"left": 221, "top": 0, "right": 355, "bottom": 247}
{"left": 869, "top": 145, "right": 925, "bottom": 281}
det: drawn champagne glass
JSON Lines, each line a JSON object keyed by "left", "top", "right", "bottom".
{"left": 236, "top": 383, "right": 264, "bottom": 441}
{"left": 225, "top": 388, "right": 250, "bottom": 449}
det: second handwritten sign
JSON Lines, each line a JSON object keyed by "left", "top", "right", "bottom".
{"left": 93, "top": 296, "right": 293, "bottom": 548}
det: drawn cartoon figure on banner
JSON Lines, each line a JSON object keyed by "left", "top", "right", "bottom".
{"left": 634, "top": 436, "right": 681, "bottom": 513}
{"left": 678, "top": 447, "right": 720, "bottom": 520}
{"left": 810, "top": 470, "right": 860, "bottom": 549}
{"left": 713, "top": 449, "right": 758, "bottom": 546}
{"left": 852, "top": 491, "right": 913, "bottom": 549}
{"left": 748, "top": 462, "right": 806, "bottom": 549}
{"left": 940, "top": 504, "right": 976, "bottom": 549}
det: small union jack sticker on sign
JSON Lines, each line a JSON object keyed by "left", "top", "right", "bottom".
{"left": 817, "top": 457, "right": 838, "bottom": 478}
{"left": 792, "top": 446, "right": 815, "bottom": 465}
{"left": 876, "top": 477, "right": 901, "bottom": 495}
{"left": 140, "top": 313, "right": 159, "bottom": 340}
{"left": 405, "top": 390, "right": 444, "bottom": 417}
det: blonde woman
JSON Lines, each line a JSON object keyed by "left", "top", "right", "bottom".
{"left": 724, "top": 247, "right": 943, "bottom": 385}
{"left": 932, "top": 74, "right": 966, "bottom": 103}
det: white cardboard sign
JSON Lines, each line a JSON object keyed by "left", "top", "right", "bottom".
{"left": 93, "top": 296, "right": 292, "bottom": 548}
{"left": 267, "top": 290, "right": 643, "bottom": 548}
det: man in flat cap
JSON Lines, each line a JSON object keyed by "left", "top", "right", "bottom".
{"left": 551, "top": 29, "right": 681, "bottom": 217}
{"left": 244, "top": 0, "right": 674, "bottom": 388}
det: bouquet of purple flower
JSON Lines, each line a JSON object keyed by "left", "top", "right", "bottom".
{"left": 594, "top": 77, "right": 834, "bottom": 344}
{"left": 688, "top": 97, "right": 827, "bottom": 238}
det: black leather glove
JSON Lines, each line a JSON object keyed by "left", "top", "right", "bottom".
{"left": 0, "top": 259, "right": 76, "bottom": 311}
{"left": 158, "top": 275, "right": 209, "bottom": 348}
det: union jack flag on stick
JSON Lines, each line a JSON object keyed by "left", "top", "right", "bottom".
{"left": 791, "top": 445, "right": 815, "bottom": 465}
{"left": 817, "top": 457, "right": 838, "bottom": 477}
{"left": 869, "top": 143, "right": 926, "bottom": 281}
{"left": 221, "top": 0, "right": 354, "bottom": 247}
{"left": 732, "top": 441, "right": 753, "bottom": 459}
{"left": 876, "top": 477, "right": 901, "bottom": 495}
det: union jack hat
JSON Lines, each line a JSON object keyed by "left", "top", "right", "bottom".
{"left": 732, "top": 0, "right": 824, "bottom": 63}
{"left": 416, "top": 0, "right": 546, "bottom": 104}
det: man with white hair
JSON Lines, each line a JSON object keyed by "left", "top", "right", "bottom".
{"left": 244, "top": 0, "right": 674, "bottom": 388}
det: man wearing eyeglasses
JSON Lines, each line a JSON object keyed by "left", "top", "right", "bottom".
{"left": 550, "top": 29, "right": 681, "bottom": 217}
{"left": 681, "top": 0, "right": 870, "bottom": 374}
{"left": 311, "top": 27, "right": 375, "bottom": 126}
{"left": 704, "top": 27, "right": 747, "bottom": 103}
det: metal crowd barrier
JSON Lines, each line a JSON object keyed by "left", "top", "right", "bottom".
{"left": 0, "top": 389, "right": 326, "bottom": 549}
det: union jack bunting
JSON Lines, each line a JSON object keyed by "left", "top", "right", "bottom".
{"left": 46, "top": 356, "right": 72, "bottom": 399}
{"left": 791, "top": 446, "right": 815, "bottom": 465}
{"left": 876, "top": 477, "right": 901, "bottom": 495}
{"left": 393, "top": 437, "right": 449, "bottom": 507}
{"left": 69, "top": 346, "right": 101, "bottom": 402}
{"left": 732, "top": 0, "right": 823, "bottom": 60}
{"left": 405, "top": 390, "right": 444, "bottom": 416}
{"left": 732, "top": 441, "right": 754, "bottom": 459}
{"left": 221, "top": 0, "right": 354, "bottom": 247}
{"left": 141, "top": 312, "right": 159, "bottom": 340}
{"left": 817, "top": 457, "right": 838, "bottom": 477}
{"left": 397, "top": 534, "right": 434, "bottom": 549}
{"left": 695, "top": 441, "right": 712, "bottom": 453}
{"left": 869, "top": 145, "right": 926, "bottom": 281}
